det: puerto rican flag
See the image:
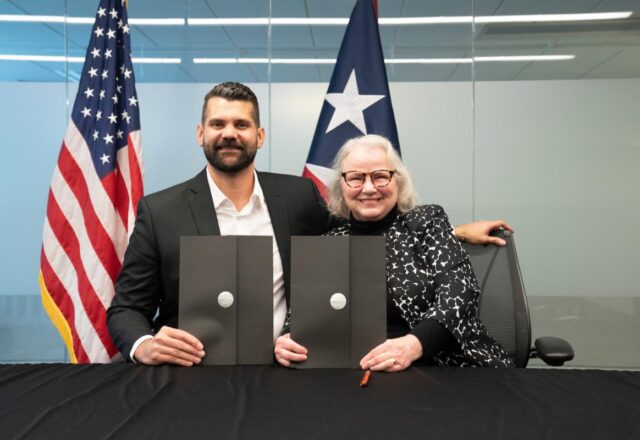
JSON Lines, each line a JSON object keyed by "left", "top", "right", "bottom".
{"left": 303, "top": 0, "right": 400, "bottom": 199}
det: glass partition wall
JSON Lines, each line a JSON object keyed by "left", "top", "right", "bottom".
{"left": 471, "top": 1, "right": 640, "bottom": 368}
{"left": 0, "top": 0, "right": 638, "bottom": 367}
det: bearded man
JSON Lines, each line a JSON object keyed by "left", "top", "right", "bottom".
{"left": 107, "top": 82, "right": 331, "bottom": 365}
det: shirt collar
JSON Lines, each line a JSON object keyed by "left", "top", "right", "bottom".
{"left": 206, "top": 167, "right": 265, "bottom": 210}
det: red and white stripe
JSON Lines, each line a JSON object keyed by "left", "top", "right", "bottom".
{"left": 40, "top": 121, "right": 143, "bottom": 363}
{"left": 302, "top": 163, "right": 335, "bottom": 201}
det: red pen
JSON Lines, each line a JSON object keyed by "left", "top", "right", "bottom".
{"left": 359, "top": 369, "right": 371, "bottom": 387}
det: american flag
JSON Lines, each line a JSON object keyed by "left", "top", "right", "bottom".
{"left": 303, "top": 0, "right": 400, "bottom": 199}
{"left": 39, "top": 0, "right": 143, "bottom": 363}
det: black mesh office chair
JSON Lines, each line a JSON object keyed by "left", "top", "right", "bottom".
{"left": 462, "top": 230, "right": 574, "bottom": 368}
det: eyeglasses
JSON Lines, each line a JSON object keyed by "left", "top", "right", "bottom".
{"left": 341, "top": 170, "right": 396, "bottom": 189}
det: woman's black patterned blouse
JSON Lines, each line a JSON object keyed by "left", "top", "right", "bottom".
{"left": 327, "top": 204, "right": 513, "bottom": 368}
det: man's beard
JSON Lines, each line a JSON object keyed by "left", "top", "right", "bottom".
{"left": 203, "top": 138, "right": 257, "bottom": 173}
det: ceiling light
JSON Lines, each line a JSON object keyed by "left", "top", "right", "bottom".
{"left": 129, "top": 18, "right": 184, "bottom": 26}
{"left": 65, "top": 17, "right": 95, "bottom": 24}
{"left": 194, "top": 58, "right": 336, "bottom": 64}
{"left": 0, "top": 14, "right": 184, "bottom": 25}
{"left": 474, "top": 11, "right": 632, "bottom": 24}
{"left": 0, "top": 55, "right": 84, "bottom": 62}
{"left": 187, "top": 11, "right": 632, "bottom": 26}
{"left": 0, "top": 14, "right": 68, "bottom": 23}
{"left": 0, "top": 54, "right": 181, "bottom": 64}
{"left": 189, "top": 18, "right": 348, "bottom": 25}
{"left": 271, "top": 58, "right": 336, "bottom": 64}
{"left": 192, "top": 56, "right": 574, "bottom": 64}
{"left": 131, "top": 57, "right": 182, "bottom": 63}
{"left": 387, "top": 58, "right": 472, "bottom": 64}
{"left": 189, "top": 18, "right": 267, "bottom": 26}
{"left": 474, "top": 55, "right": 575, "bottom": 62}
{"left": 193, "top": 58, "right": 239, "bottom": 64}
{"left": 380, "top": 17, "right": 473, "bottom": 25}
{"left": 1, "top": 12, "right": 630, "bottom": 26}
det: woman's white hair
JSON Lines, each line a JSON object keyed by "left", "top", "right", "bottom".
{"left": 327, "top": 134, "right": 418, "bottom": 219}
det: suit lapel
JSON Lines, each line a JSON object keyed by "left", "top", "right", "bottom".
{"left": 187, "top": 169, "right": 221, "bottom": 235}
{"left": 258, "top": 172, "right": 291, "bottom": 300}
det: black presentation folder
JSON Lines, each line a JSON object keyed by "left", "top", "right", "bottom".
{"left": 178, "top": 235, "right": 273, "bottom": 365}
{"left": 290, "top": 236, "right": 387, "bottom": 368}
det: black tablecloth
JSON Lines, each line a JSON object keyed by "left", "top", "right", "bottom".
{"left": 1, "top": 364, "right": 639, "bottom": 439}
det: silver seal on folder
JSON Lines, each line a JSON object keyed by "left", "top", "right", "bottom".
{"left": 217, "top": 291, "right": 235, "bottom": 308}
{"left": 329, "top": 293, "right": 347, "bottom": 310}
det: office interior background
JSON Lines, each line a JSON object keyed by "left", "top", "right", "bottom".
{"left": 0, "top": 0, "right": 638, "bottom": 368}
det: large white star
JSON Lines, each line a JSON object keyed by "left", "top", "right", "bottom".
{"left": 100, "top": 153, "right": 110, "bottom": 164}
{"left": 324, "top": 69, "right": 385, "bottom": 134}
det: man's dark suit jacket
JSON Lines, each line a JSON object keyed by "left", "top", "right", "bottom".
{"left": 107, "top": 169, "right": 332, "bottom": 360}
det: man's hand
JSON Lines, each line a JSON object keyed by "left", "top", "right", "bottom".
{"left": 274, "top": 333, "right": 308, "bottom": 367}
{"left": 454, "top": 220, "right": 514, "bottom": 246}
{"left": 134, "top": 326, "right": 205, "bottom": 366}
{"left": 360, "top": 335, "right": 423, "bottom": 372}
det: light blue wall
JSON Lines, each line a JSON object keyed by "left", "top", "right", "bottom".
{"left": 0, "top": 84, "right": 69, "bottom": 296}
{"left": 0, "top": 83, "right": 70, "bottom": 361}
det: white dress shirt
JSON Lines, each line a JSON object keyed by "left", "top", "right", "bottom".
{"left": 130, "top": 169, "right": 285, "bottom": 361}
{"left": 206, "top": 169, "right": 286, "bottom": 342}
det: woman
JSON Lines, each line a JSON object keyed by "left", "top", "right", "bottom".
{"left": 275, "top": 135, "right": 512, "bottom": 370}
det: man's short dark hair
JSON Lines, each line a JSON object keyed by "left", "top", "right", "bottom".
{"left": 201, "top": 82, "right": 260, "bottom": 126}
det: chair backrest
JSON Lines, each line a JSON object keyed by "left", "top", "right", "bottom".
{"left": 462, "top": 230, "right": 532, "bottom": 368}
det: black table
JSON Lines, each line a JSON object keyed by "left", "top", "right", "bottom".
{"left": 1, "top": 364, "right": 639, "bottom": 439}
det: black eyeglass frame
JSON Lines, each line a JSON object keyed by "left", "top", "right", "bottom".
{"left": 340, "top": 169, "right": 396, "bottom": 188}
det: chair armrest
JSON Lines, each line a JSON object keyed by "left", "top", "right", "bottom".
{"left": 532, "top": 337, "right": 575, "bottom": 366}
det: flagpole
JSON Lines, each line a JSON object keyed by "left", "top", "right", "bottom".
{"left": 63, "top": 0, "right": 71, "bottom": 364}
{"left": 267, "top": 0, "right": 273, "bottom": 172}
{"left": 471, "top": 0, "right": 477, "bottom": 222}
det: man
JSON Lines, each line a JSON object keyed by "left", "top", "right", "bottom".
{"left": 107, "top": 82, "right": 511, "bottom": 366}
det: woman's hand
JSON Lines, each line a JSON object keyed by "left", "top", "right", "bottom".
{"left": 454, "top": 220, "right": 514, "bottom": 246}
{"left": 360, "top": 335, "right": 423, "bottom": 372}
{"left": 274, "top": 333, "right": 308, "bottom": 367}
